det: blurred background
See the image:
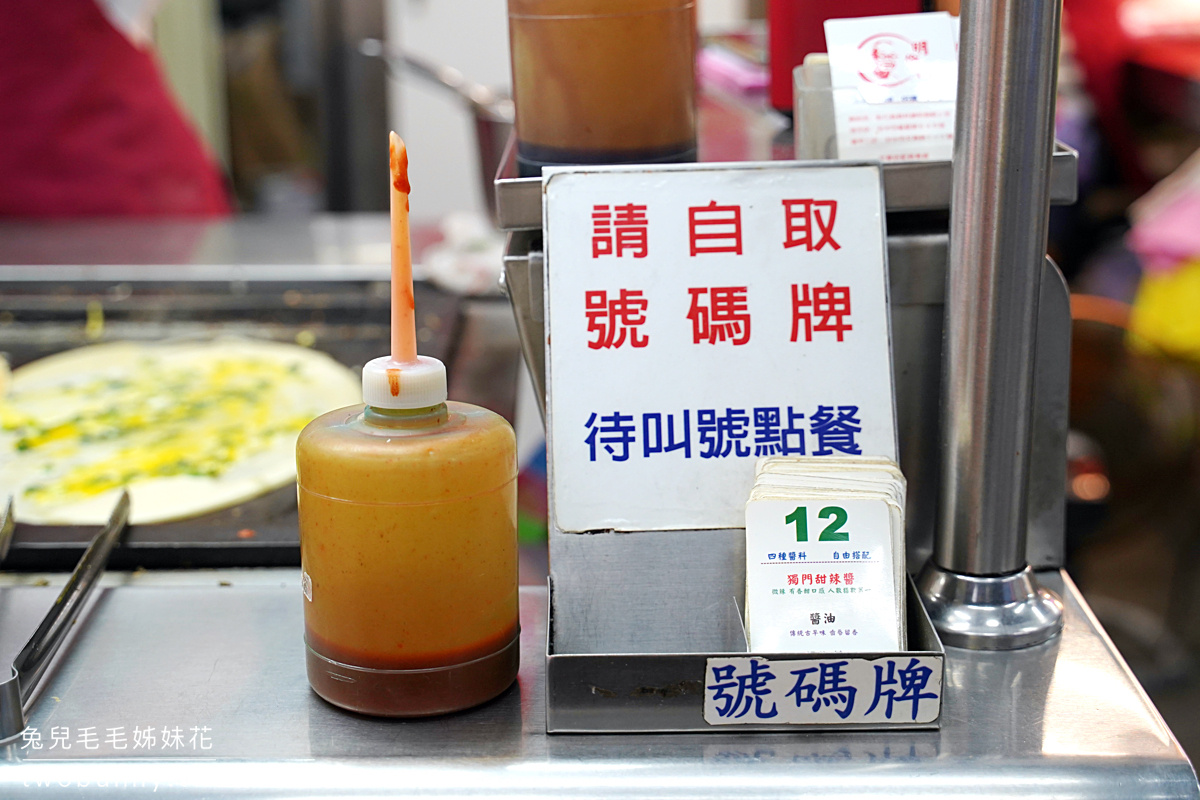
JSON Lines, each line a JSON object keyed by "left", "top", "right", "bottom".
{"left": 4, "top": 0, "right": 1200, "bottom": 759}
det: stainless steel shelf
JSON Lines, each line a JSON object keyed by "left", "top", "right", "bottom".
{"left": 493, "top": 136, "right": 1079, "bottom": 231}
{"left": 0, "top": 572, "right": 1194, "bottom": 798}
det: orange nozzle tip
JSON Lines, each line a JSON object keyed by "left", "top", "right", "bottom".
{"left": 389, "top": 132, "right": 410, "bottom": 195}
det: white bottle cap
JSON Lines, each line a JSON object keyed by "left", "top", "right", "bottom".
{"left": 361, "top": 355, "right": 447, "bottom": 409}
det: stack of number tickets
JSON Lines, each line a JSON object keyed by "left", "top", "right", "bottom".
{"left": 744, "top": 455, "right": 906, "bottom": 654}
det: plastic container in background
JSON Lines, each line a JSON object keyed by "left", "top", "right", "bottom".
{"left": 507, "top": 0, "right": 697, "bottom": 177}
{"left": 793, "top": 57, "right": 838, "bottom": 160}
{"left": 297, "top": 398, "right": 519, "bottom": 716}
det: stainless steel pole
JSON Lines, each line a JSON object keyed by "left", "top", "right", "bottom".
{"left": 918, "top": 0, "right": 1066, "bottom": 649}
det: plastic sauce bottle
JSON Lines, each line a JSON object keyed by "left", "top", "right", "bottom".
{"left": 297, "top": 365, "right": 519, "bottom": 716}
{"left": 296, "top": 134, "right": 519, "bottom": 716}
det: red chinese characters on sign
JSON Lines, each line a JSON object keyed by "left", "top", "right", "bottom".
{"left": 585, "top": 289, "right": 649, "bottom": 349}
{"left": 592, "top": 204, "right": 649, "bottom": 258}
{"left": 791, "top": 282, "right": 852, "bottom": 343}
{"left": 590, "top": 198, "right": 845, "bottom": 258}
{"left": 687, "top": 286, "right": 751, "bottom": 345}
{"left": 688, "top": 201, "right": 743, "bottom": 255}
{"left": 580, "top": 193, "right": 863, "bottom": 351}
{"left": 791, "top": 572, "right": 857, "bottom": 587}
{"left": 782, "top": 199, "right": 841, "bottom": 252}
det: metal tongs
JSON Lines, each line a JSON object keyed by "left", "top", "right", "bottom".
{"left": 0, "top": 492, "right": 130, "bottom": 743}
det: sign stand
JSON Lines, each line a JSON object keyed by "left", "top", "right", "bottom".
{"left": 532, "top": 160, "right": 943, "bottom": 733}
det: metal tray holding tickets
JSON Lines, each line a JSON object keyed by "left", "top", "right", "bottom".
{"left": 0, "top": 273, "right": 462, "bottom": 570}
{"left": 546, "top": 576, "right": 944, "bottom": 733}
{"left": 493, "top": 131, "right": 1079, "bottom": 231}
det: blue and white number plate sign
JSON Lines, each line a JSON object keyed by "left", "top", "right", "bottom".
{"left": 703, "top": 655, "right": 941, "bottom": 725}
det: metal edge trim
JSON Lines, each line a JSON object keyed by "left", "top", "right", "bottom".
{"left": 496, "top": 144, "right": 1079, "bottom": 230}
{"left": 545, "top": 577, "right": 943, "bottom": 733}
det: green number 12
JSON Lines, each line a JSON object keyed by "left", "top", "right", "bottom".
{"left": 785, "top": 506, "right": 850, "bottom": 542}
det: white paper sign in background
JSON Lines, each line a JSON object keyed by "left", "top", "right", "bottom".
{"left": 544, "top": 164, "right": 898, "bottom": 532}
{"left": 825, "top": 12, "right": 958, "bottom": 162}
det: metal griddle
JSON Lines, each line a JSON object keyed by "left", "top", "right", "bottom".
{"left": 0, "top": 265, "right": 463, "bottom": 570}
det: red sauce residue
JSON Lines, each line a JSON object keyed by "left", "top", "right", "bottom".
{"left": 387, "top": 368, "right": 401, "bottom": 396}
{"left": 389, "top": 139, "right": 411, "bottom": 194}
{"left": 307, "top": 623, "right": 518, "bottom": 671}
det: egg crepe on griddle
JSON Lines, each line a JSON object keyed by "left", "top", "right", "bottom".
{"left": 0, "top": 338, "right": 360, "bottom": 525}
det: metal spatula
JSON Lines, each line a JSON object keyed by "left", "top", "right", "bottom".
{"left": 0, "top": 498, "right": 14, "bottom": 564}
{"left": 0, "top": 492, "right": 130, "bottom": 743}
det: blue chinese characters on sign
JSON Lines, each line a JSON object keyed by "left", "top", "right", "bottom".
{"left": 787, "top": 660, "right": 858, "bottom": 720}
{"left": 703, "top": 656, "right": 941, "bottom": 725}
{"left": 584, "top": 405, "right": 863, "bottom": 462}
{"left": 707, "top": 660, "right": 779, "bottom": 720}
{"left": 865, "top": 658, "right": 939, "bottom": 722}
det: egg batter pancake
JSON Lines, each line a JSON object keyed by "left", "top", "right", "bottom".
{"left": 0, "top": 339, "right": 360, "bottom": 525}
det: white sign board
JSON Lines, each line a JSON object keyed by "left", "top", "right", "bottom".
{"left": 703, "top": 655, "right": 942, "bottom": 725}
{"left": 544, "top": 163, "right": 897, "bottom": 532}
{"left": 825, "top": 12, "right": 958, "bottom": 162}
{"left": 744, "top": 497, "right": 901, "bottom": 653}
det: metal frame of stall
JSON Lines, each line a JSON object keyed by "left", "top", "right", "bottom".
{"left": 493, "top": 0, "right": 1181, "bottom": 739}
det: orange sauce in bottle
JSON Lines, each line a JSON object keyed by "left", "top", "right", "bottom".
{"left": 297, "top": 401, "right": 519, "bottom": 716}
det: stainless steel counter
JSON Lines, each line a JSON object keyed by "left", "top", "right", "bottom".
{"left": 0, "top": 571, "right": 1194, "bottom": 798}
{"left": 0, "top": 215, "right": 393, "bottom": 273}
